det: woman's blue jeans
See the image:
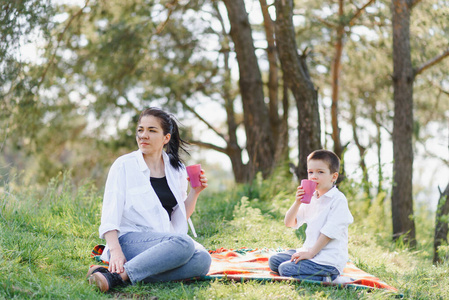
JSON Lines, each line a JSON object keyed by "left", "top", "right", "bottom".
{"left": 119, "top": 231, "right": 211, "bottom": 284}
{"left": 269, "top": 249, "right": 339, "bottom": 282}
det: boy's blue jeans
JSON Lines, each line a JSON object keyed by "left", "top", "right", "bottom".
{"left": 119, "top": 231, "right": 211, "bottom": 284}
{"left": 269, "top": 249, "right": 339, "bottom": 281}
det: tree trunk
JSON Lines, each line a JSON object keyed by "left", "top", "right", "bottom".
{"left": 223, "top": 41, "right": 249, "bottom": 183}
{"left": 391, "top": 0, "right": 416, "bottom": 246}
{"left": 259, "top": 0, "right": 289, "bottom": 164}
{"left": 259, "top": 0, "right": 279, "bottom": 139}
{"left": 191, "top": 2, "right": 249, "bottom": 183}
{"left": 326, "top": 0, "right": 375, "bottom": 182}
{"left": 223, "top": 0, "right": 275, "bottom": 180}
{"left": 433, "top": 183, "right": 449, "bottom": 264}
{"left": 275, "top": 0, "right": 321, "bottom": 181}
{"left": 350, "top": 100, "right": 370, "bottom": 199}
{"left": 331, "top": 0, "right": 345, "bottom": 171}
{"left": 371, "top": 102, "right": 384, "bottom": 196}
{"left": 275, "top": 72, "right": 290, "bottom": 163}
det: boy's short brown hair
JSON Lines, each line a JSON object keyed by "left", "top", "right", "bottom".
{"left": 307, "top": 149, "right": 340, "bottom": 174}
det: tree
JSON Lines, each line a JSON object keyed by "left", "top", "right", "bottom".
{"left": 391, "top": 0, "right": 449, "bottom": 246}
{"left": 192, "top": 1, "right": 248, "bottom": 183}
{"left": 0, "top": 0, "right": 54, "bottom": 149}
{"left": 4, "top": 0, "right": 448, "bottom": 196}
{"left": 259, "top": 0, "right": 290, "bottom": 163}
{"left": 191, "top": 1, "right": 288, "bottom": 182}
{"left": 433, "top": 183, "right": 449, "bottom": 264}
{"left": 391, "top": 0, "right": 418, "bottom": 246}
{"left": 222, "top": 0, "right": 276, "bottom": 181}
{"left": 327, "top": 0, "right": 376, "bottom": 181}
{"left": 342, "top": 13, "right": 393, "bottom": 201}
{"left": 0, "top": 0, "right": 92, "bottom": 184}
{"left": 43, "top": 0, "right": 288, "bottom": 183}
{"left": 275, "top": 0, "right": 322, "bottom": 181}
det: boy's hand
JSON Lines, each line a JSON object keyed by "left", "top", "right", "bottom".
{"left": 291, "top": 250, "right": 314, "bottom": 263}
{"left": 291, "top": 234, "right": 331, "bottom": 263}
{"left": 295, "top": 186, "right": 305, "bottom": 203}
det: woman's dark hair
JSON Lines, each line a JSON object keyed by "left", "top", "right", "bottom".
{"left": 137, "top": 107, "right": 189, "bottom": 170}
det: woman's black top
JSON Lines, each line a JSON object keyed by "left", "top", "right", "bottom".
{"left": 150, "top": 176, "right": 178, "bottom": 220}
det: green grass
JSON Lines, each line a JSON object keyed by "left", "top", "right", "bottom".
{"left": 0, "top": 171, "right": 448, "bottom": 299}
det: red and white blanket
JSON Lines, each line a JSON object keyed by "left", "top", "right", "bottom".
{"left": 205, "top": 247, "right": 399, "bottom": 293}
{"left": 90, "top": 245, "right": 400, "bottom": 295}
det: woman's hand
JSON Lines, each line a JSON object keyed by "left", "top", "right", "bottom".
{"left": 108, "top": 248, "right": 127, "bottom": 274}
{"left": 188, "top": 169, "right": 208, "bottom": 193}
{"left": 290, "top": 250, "right": 314, "bottom": 263}
{"left": 104, "top": 230, "right": 127, "bottom": 274}
{"left": 185, "top": 169, "right": 208, "bottom": 219}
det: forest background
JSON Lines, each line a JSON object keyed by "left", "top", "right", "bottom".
{"left": 1, "top": 0, "right": 449, "bottom": 298}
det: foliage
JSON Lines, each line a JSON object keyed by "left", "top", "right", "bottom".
{"left": 1, "top": 171, "right": 449, "bottom": 299}
{"left": 0, "top": 0, "right": 53, "bottom": 85}
{"left": 1, "top": 0, "right": 448, "bottom": 189}
{"left": 1, "top": 0, "right": 448, "bottom": 277}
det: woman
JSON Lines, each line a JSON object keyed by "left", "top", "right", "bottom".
{"left": 88, "top": 107, "right": 211, "bottom": 292}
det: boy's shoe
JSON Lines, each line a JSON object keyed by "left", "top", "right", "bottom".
{"left": 86, "top": 265, "right": 108, "bottom": 278}
{"left": 88, "top": 269, "right": 126, "bottom": 292}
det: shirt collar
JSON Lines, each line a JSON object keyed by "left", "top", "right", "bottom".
{"left": 319, "top": 186, "right": 338, "bottom": 198}
{"left": 135, "top": 149, "right": 148, "bottom": 172}
{"left": 135, "top": 149, "right": 170, "bottom": 173}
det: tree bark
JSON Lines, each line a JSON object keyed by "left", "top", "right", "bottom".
{"left": 259, "top": 0, "right": 289, "bottom": 163}
{"left": 259, "top": 0, "right": 279, "bottom": 138}
{"left": 222, "top": 37, "right": 249, "bottom": 183}
{"left": 223, "top": 0, "right": 275, "bottom": 180}
{"left": 275, "top": 0, "right": 321, "bottom": 181}
{"left": 350, "top": 100, "right": 370, "bottom": 199}
{"left": 275, "top": 72, "right": 290, "bottom": 163}
{"left": 208, "top": 1, "right": 249, "bottom": 182}
{"left": 331, "top": 0, "right": 345, "bottom": 168}
{"left": 370, "top": 102, "right": 384, "bottom": 196}
{"left": 391, "top": 0, "right": 416, "bottom": 246}
{"left": 433, "top": 183, "right": 449, "bottom": 264}
{"left": 329, "top": 0, "right": 375, "bottom": 182}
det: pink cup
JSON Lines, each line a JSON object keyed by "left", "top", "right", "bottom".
{"left": 301, "top": 179, "right": 317, "bottom": 204}
{"left": 186, "top": 164, "right": 202, "bottom": 187}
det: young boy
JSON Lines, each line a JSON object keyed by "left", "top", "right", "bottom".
{"left": 269, "top": 149, "right": 353, "bottom": 282}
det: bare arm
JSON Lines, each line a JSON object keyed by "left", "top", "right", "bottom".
{"left": 104, "top": 230, "right": 127, "bottom": 273}
{"left": 284, "top": 186, "right": 305, "bottom": 227}
{"left": 291, "top": 233, "right": 332, "bottom": 263}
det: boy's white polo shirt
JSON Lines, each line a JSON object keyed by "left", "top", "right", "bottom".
{"left": 294, "top": 186, "right": 353, "bottom": 273}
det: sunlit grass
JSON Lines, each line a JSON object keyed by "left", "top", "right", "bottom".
{"left": 0, "top": 170, "right": 447, "bottom": 299}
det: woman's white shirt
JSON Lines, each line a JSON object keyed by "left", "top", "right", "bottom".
{"left": 99, "top": 150, "right": 191, "bottom": 260}
{"left": 294, "top": 186, "right": 353, "bottom": 273}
